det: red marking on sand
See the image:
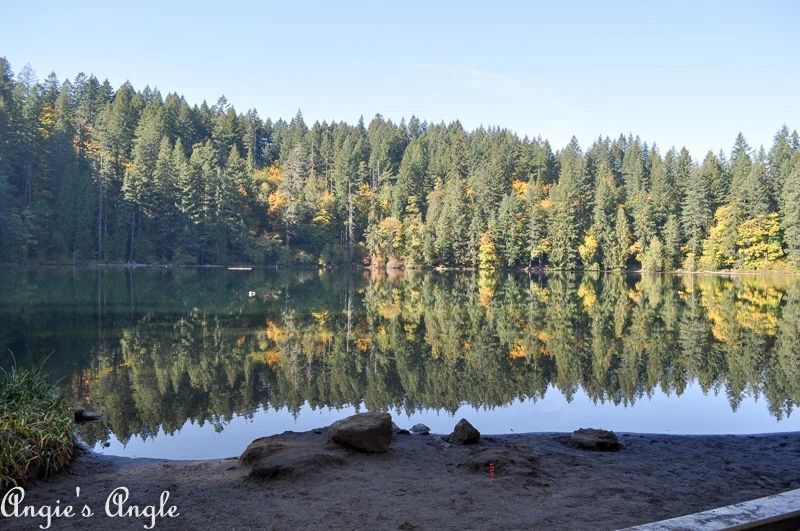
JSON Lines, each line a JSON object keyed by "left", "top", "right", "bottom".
{"left": 489, "top": 462, "right": 495, "bottom": 485}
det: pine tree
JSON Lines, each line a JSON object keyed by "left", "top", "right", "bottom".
{"left": 393, "top": 137, "right": 429, "bottom": 217}
{"left": 175, "top": 138, "right": 200, "bottom": 262}
{"left": 123, "top": 102, "right": 164, "bottom": 262}
{"left": 728, "top": 133, "right": 753, "bottom": 209}
{"left": 427, "top": 176, "right": 469, "bottom": 266}
{"left": 57, "top": 163, "right": 94, "bottom": 262}
{"left": 640, "top": 236, "right": 664, "bottom": 271}
{"left": 222, "top": 145, "right": 250, "bottom": 257}
{"left": 590, "top": 163, "right": 618, "bottom": 270}
{"left": 402, "top": 199, "right": 425, "bottom": 265}
{"left": 662, "top": 215, "right": 681, "bottom": 270}
{"left": 190, "top": 141, "right": 223, "bottom": 264}
{"left": 548, "top": 140, "right": 587, "bottom": 269}
{"left": 151, "top": 136, "right": 178, "bottom": 259}
{"left": 612, "top": 206, "right": 631, "bottom": 270}
{"left": 649, "top": 148, "right": 678, "bottom": 235}
{"left": 212, "top": 97, "right": 242, "bottom": 165}
{"left": 281, "top": 142, "right": 308, "bottom": 249}
{"left": 698, "top": 151, "right": 727, "bottom": 212}
{"left": 769, "top": 125, "right": 795, "bottom": 209}
{"left": 242, "top": 108, "right": 264, "bottom": 169}
{"left": 622, "top": 138, "right": 653, "bottom": 247}
{"left": 781, "top": 151, "right": 800, "bottom": 264}
{"left": 746, "top": 147, "right": 771, "bottom": 217}
{"left": 0, "top": 58, "right": 23, "bottom": 260}
{"left": 496, "top": 191, "right": 526, "bottom": 267}
{"left": 681, "top": 164, "right": 712, "bottom": 267}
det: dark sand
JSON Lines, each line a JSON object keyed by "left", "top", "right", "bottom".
{"left": 4, "top": 430, "right": 800, "bottom": 530}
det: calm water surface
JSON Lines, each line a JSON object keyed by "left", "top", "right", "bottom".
{"left": 2, "top": 268, "right": 799, "bottom": 459}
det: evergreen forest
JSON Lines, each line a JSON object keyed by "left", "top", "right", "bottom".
{"left": 1, "top": 59, "right": 799, "bottom": 271}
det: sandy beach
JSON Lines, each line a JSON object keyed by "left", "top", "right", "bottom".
{"left": 3, "top": 427, "right": 800, "bottom": 531}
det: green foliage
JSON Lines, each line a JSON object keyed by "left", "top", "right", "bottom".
{"left": 496, "top": 192, "right": 527, "bottom": 267}
{"left": 1, "top": 364, "right": 76, "bottom": 494}
{"left": 548, "top": 141, "right": 587, "bottom": 269}
{"left": 611, "top": 206, "right": 631, "bottom": 270}
{"left": 662, "top": 215, "right": 681, "bottom": 270}
{"left": 590, "top": 163, "right": 618, "bottom": 270}
{"left": 0, "top": 58, "right": 796, "bottom": 271}
{"left": 402, "top": 199, "right": 425, "bottom": 265}
{"left": 682, "top": 158, "right": 713, "bottom": 261}
{"left": 780, "top": 152, "right": 800, "bottom": 264}
{"left": 640, "top": 237, "right": 664, "bottom": 271}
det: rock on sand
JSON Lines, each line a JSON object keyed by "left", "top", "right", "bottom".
{"left": 239, "top": 435, "right": 346, "bottom": 479}
{"left": 570, "top": 428, "right": 620, "bottom": 450}
{"left": 450, "top": 418, "right": 480, "bottom": 445}
{"left": 329, "top": 412, "right": 393, "bottom": 452}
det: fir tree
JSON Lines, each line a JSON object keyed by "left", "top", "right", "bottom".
{"left": 681, "top": 163, "right": 712, "bottom": 267}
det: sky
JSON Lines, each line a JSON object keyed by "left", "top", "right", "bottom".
{"left": 1, "top": 0, "right": 798, "bottom": 159}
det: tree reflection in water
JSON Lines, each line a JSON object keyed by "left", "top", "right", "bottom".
{"left": 1, "top": 268, "right": 798, "bottom": 447}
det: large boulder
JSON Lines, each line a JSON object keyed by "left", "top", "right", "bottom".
{"left": 570, "top": 428, "right": 619, "bottom": 450}
{"left": 450, "top": 418, "right": 480, "bottom": 445}
{"left": 239, "top": 434, "right": 346, "bottom": 479}
{"left": 329, "top": 412, "right": 393, "bottom": 452}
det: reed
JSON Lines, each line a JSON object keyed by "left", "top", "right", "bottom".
{"left": 0, "top": 362, "right": 76, "bottom": 494}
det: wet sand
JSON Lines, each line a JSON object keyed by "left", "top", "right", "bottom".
{"left": 4, "top": 430, "right": 800, "bottom": 530}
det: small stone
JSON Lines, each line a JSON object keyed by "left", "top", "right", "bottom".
{"left": 74, "top": 409, "right": 103, "bottom": 423}
{"left": 411, "top": 423, "right": 431, "bottom": 435}
{"left": 392, "top": 422, "right": 411, "bottom": 435}
{"left": 570, "top": 428, "right": 619, "bottom": 450}
{"left": 329, "top": 412, "right": 393, "bottom": 452}
{"left": 450, "top": 418, "right": 480, "bottom": 445}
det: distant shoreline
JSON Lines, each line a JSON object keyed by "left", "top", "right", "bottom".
{"left": 2, "top": 261, "right": 800, "bottom": 276}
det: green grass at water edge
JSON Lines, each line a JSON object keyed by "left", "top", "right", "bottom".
{"left": 0, "top": 363, "right": 76, "bottom": 494}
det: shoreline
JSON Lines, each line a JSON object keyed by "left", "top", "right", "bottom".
{"left": 6, "top": 429, "right": 800, "bottom": 530}
{"left": 3, "top": 261, "right": 800, "bottom": 277}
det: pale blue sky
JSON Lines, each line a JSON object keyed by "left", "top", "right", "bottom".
{"left": 2, "top": 0, "right": 798, "bottom": 158}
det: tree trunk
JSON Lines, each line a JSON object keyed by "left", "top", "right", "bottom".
{"left": 129, "top": 206, "right": 136, "bottom": 263}
{"left": 347, "top": 181, "right": 354, "bottom": 261}
{"left": 97, "top": 176, "right": 103, "bottom": 261}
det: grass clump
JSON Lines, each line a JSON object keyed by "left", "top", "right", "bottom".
{"left": 1, "top": 364, "right": 76, "bottom": 494}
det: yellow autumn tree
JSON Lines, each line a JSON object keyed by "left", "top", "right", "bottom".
{"left": 478, "top": 232, "right": 499, "bottom": 270}
{"left": 578, "top": 233, "right": 599, "bottom": 270}
{"left": 737, "top": 212, "right": 784, "bottom": 269}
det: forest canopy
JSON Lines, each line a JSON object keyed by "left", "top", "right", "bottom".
{"left": 0, "top": 58, "right": 798, "bottom": 271}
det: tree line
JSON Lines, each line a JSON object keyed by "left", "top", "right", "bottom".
{"left": 1, "top": 58, "right": 799, "bottom": 270}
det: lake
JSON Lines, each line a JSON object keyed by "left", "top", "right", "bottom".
{"left": 2, "top": 267, "right": 799, "bottom": 459}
